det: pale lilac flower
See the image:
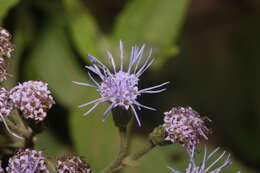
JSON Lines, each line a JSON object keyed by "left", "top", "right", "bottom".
{"left": 6, "top": 149, "right": 49, "bottom": 173}
{"left": 163, "top": 107, "right": 211, "bottom": 151}
{"left": 10, "top": 81, "right": 55, "bottom": 121}
{"left": 73, "top": 41, "right": 169, "bottom": 126}
{"left": 56, "top": 154, "right": 91, "bottom": 173}
{"left": 168, "top": 145, "right": 232, "bottom": 173}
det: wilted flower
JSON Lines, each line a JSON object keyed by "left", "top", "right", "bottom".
{"left": 6, "top": 148, "right": 49, "bottom": 173}
{"left": 73, "top": 41, "right": 169, "bottom": 126}
{"left": 56, "top": 154, "right": 91, "bottom": 173}
{"left": 167, "top": 145, "right": 232, "bottom": 173}
{"left": 0, "top": 27, "right": 14, "bottom": 59}
{"left": 10, "top": 81, "right": 55, "bottom": 121}
{"left": 163, "top": 107, "right": 210, "bottom": 151}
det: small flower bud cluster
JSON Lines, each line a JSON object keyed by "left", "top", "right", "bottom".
{"left": 163, "top": 107, "right": 210, "bottom": 151}
{"left": 10, "top": 81, "right": 55, "bottom": 121}
{"left": 6, "top": 149, "right": 49, "bottom": 173}
{"left": 56, "top": 154, "right": 91, "bottom": 173}
{"left": 0, "top": 27, "right": 14, "bottom": 59}
{"left": 0, "top": 87, "right": 13, "bottom": 120}
{"left": 0, "top": 58, "right": 7, "bottom": 82}
{"left": 0, "top": 27, "right": 14, "bottom": 82}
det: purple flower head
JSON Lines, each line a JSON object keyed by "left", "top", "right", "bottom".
{"left": 73, "top": 40, "right": 169, "bottom": 126}
{"left": 167, "top": 145, "right": 232, "bottom": 173}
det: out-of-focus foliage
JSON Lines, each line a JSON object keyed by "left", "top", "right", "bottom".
{"left": 0, "top": 0, "right": 259, "bottom": 172}
{"left": 112, "top": 0, "right": 188, "bottom": 69}
{"left": 0, "top": 0, "right": 19, "bottom": 25}
{"left": 63, "top": 0, "right": 101, "bottom": 60}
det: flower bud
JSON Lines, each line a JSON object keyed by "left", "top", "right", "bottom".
{"left": 56, "top": 154, "right": 91, "bottom": 173}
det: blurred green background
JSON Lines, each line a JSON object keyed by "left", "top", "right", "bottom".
{"left": 0, "top": 0, "right": 259, "bottom": 172}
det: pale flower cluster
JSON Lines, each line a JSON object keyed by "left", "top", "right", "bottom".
{"left": 56, "top": 155, "right": 91, "bottom": 173}
{"left": 6, "top": 149, "right": 49, "bottom": 173}
{"left": 0, "top": 27, "right": 14, "bottom": 82}
{"left": 10, "top": 81, "right": 55, "bottom": 121}
{"left": 163, "top": 107, "right": 210, "bottom": 151}
{"left": 0, "top": 87, "right": 13, "bottom": 119}
{"left": 0, "top": 27, "right": 14, "bottom": 59}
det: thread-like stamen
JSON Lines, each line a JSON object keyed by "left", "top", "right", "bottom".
{"left": 83, "top": 102, "right": 100, "bottom": 116}
{"left": 102, "top": 103, "right": 115, "bottom": 122}
{"left": 130, "top": 105, "right": 141, "bottom": 126}
{"left": 72, "top": 81, "right": 96, "bottom": 88}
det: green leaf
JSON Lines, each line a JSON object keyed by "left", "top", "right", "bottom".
{"left": 63, "top": 0, "right": 103, "bottom": 62}
{"left": 112, "top": 0, "right": 190, "bottom": 69}
{"left": 35, "top": 130, "right": 69, "bottom": 158}
{"left": 0, "top": 0, "right": 19, "bottom": 25}
{"left": 69, "top": 106, "right": 119, "bottom": 172}
{"left": 123, "top": 137, "right": 257, "bottom": 173}
{"left": 24, "top": 18, "right": 91, "bottom": 107}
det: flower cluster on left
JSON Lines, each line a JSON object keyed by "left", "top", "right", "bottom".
{"left": 0, "top": 27, "right": 51, "bottom": 172}
{"left": 0, "top": 28, "right": 55, "bottom": 141}
{"left": 0, "top": 27, "right": 93, "bottom": 173}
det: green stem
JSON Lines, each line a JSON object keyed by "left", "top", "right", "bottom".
{"left": 108, "top": 140, "right": 156, "bottom": 173}
{"left": 100, "top": 127, "right": 128, "bottom": 173}
{"left": 125, "top": 140, "right": 155, "bottom": 161}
